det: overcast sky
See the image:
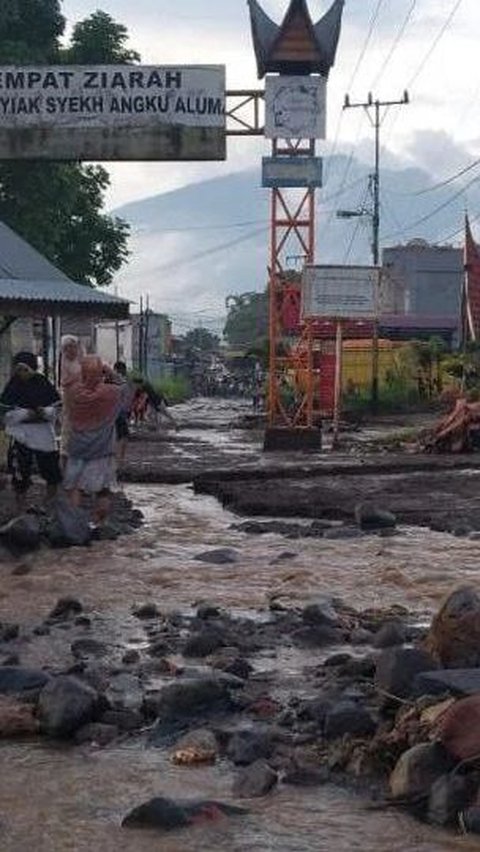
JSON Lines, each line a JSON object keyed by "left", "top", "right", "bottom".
{"left": 60, "top": 0, "right": 480, "bottom": 209}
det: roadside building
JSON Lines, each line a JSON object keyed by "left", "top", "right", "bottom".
{"left": 382, "top": 240, "right": 463, "bottom": 318}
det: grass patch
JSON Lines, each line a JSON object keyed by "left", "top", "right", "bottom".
{"left": 150, "top": 376, "right": 192, "bottom": 405}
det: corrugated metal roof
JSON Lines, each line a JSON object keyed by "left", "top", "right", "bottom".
{"left": 0, "top": 219, "right": 129, "bottom": 319}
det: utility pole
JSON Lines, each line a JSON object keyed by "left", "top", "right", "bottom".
{"left": 343, "top": 91, "right": 409, "bottom": 410}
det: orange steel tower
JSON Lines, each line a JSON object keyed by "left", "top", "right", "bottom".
{"left": 248, "top": 0, "right": 345, "bottom": 449}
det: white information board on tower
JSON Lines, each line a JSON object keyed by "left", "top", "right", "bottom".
{"left": 265, "top": 75, "right": 326, "bottom": 139}
{"left": 302, "top": 265, "right": 379, "bottom": 319}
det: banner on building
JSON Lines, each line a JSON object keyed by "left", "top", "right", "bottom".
{"left": 0, "top": 65, "right": 226, "bottom": 160}
{"left": 265, "top": 75, "right": 326, "bottom": 140}
{"left": 302, "top": 265, "right": 379, "bottom": 319}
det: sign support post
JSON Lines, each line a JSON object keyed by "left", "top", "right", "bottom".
{"left": 332, "top": 319, "right": 343, "bottom": 450}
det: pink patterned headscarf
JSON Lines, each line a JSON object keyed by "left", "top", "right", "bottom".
{"left": 66, "top": 356, "right": 119, "bottom": 432}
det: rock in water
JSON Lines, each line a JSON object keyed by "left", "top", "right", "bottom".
{"left": 122, "top": 797, "right": 246, "bottom": 831}
{"left": 48, "top": 597, "right": 83, "bottom": 621}
{"left": 302, "top": 598, "right": 339, "bottom": 628}
{"left": 425, "top": 586, "right": 480, "bottom": 668}
{"left": 390, "top": 743, "right": 453, "bottom": 800}
{"left": 232, "top": 760, "right": 278, "bottom": 798}
{"left": 0, "top": 696, "right": 38, "bottom": 737}
{"left": 38, "top": 675, "right": 99, "bottom": 737}
{"left": 194, "top": 549, "right": 239, "bottom": 565}
{"left": 227, "top": 730, "right": 274, "bottom": 766}
{"left": 413, "top": 669, "right": 480, "bottom": 698}
{"left": 324, "top": 701, "right": 376, "bottom": 740}
{"left": 428, "top": 774, "right": 477, "bottom": 827}
{"left": 375, "top": 648, "right": 438, "bottom": 704}
{"left": 437, "top": 695, "right": 480, "bottom": 761}
{"left": 183, "top": 630, "right": 225, "bottom": 659}
{"left": 0, "top": 514, "right": 41, "bottom": 553}
{"left": 355, "top": 503, "right": 397, "bottom": 531}
{"left": 0, "top": 666, "right": 49, "bottom": 696}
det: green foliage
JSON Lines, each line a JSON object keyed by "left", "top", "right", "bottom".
{"left": 150, "top": 376, "right": 191, "bottom": 404}
{"left": 0, "top": 0, "right": 64, "bottom": 61}
{"left": 344, "top": 379, "right": 423, "bottom": 416}
{"left": 0, "top": 2, "right": 135, "bottom": 288}
{"left": 224, "top": 291, "right": 268, "bottom": 348}
{"left": 183, "top": 327, "right": 220, "bottom": 352}
{"left": 66, "top": 11, "right": 140, "bottom": 64}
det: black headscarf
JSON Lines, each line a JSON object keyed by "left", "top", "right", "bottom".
{"left": 0, "top": 353, "right": 60, "bottom": 409}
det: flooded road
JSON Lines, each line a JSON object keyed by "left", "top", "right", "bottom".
{"left": 1, "top": 401, "right": 480, "bottom": 850}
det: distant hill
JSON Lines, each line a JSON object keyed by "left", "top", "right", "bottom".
{"left": 113, "top": 155, "right": 478, "bottom": 332}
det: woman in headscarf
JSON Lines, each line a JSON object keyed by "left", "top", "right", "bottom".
{"left": 63, "top": 355, "right": 122, "bottom": 526}
{"left": 59, "top": 335, "right": 84, "bottom": 461}
{"left": 0, "top": 352, "right": 62, "bottom": 510}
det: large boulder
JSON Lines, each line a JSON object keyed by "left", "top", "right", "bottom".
{"left": 0, "top": 514, "right": 41, "bottom": 553}
{"left": 194, "top": 549, "right": 239, "bottom": 565}
{"left": 301, "top": 599, "right": 339, "bottom": 628}
{"left": 48, "top": 597, "right": 83, "bottom": 621}
{"left": 227, "top": 729, "right": 274, "bottom": 766}
{"left": 428, "top": 774, "right": 477, "bottom": 827}
{"left": 122, "top": 797, "right": 246, "bottom": 831}
{"left": 355, "top": 503, "right": 397, "bottom": 531}
{"left": 375, "top": 648, "right": 438, "bottom": 704}
{"left": 183, "top": 630, "right": 226, "bottom": 659}
{"left": 425, "top": 586, "right": 480, "bottom": 668}
{"left": 232, "top": 759, "right": 278, "bottom": 798}
{"left": 389, "top": 743, "right": 453, "bottom": 800}
{"left": 0, "top": 696, "right": 38, "bottom": 737}
{"left": 414, "top": 669, "right": 480, "bottom": 699}
{"left": 0, "top": 666, "right": 49, "bottom": 696}
{"left": 437, "top": 695, "right": 480, "bottom": 762}
{"left": 324, "top": 701, "right": 376, "bottom": 740}
{"left": 38, "top": 675, "right": 99, "bottom": 738}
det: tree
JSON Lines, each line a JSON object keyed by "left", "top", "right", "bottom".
{"left": 183, "top": 328, "right": 220, "bottom": 353}
{"left": 224, "top": 291, "right": 268, "bottom": 348}
{"left": 66, "top": 11, "right": 140, "bottom": 64}
{"left": 0, "top": 3, "right": 134, "bottom": 287}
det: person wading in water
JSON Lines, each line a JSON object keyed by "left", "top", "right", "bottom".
{"left": 63, "top": 355, "right": 122, "bottom": 527}
{"left": 0, "top": 352, "right": 62, "bottom": 512}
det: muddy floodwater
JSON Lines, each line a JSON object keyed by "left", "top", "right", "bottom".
{"left": 1, "top": 402, "right": 480, "bottom": 851}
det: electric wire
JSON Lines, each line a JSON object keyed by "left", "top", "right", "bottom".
{"left": 370, "top": 0, "right": 418, "bottom": 89}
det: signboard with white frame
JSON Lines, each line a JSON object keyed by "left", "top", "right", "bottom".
{"left": 265, "top": 75, "right": 326, "bottom": 140}
{"left": 262, "top": 155, "right": 323, "bottom": 188}
{"left": 302, "top": 265, "right": 379, "bottom": 319}
{"left": 0, "top": 65, "right": 226, "bottom": 160}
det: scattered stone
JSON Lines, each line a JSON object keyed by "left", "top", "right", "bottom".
{"left": 323, "top": 527, "right": 364, "bottom": 541}
{"left": 389, "top": 743, "right": 453, "bottom": 800}
{"left": 196, "top": 603, "right": 221, "bottom": 620}
{"left": 38, "top": 675, "right": 99, "bottom": 738}
{"left": 0, "top": 624, "right": 19, "bottom": 642}
{"left": 0, "top": 666, "right": 49, "bottom": 695}
{"left": 147, "top": 675, "right": 240, "bottom": 724}
{"left": 270, "top": 552, "right": 297, "bottom": 565}
{"left": 350, "top": 628, "right": 374, "bottom": 645}
{"left": 425, "top": 586, "right": 480, "bottom": 668}
{"left": 428, "top": 774, "right": 476, "bottom": 827}
{"left": 283, "top": 765, "right": 329, "bottom": 787}
{"left": 247, "top": 696, "right": 282, "bottom": 720}
{"left": 122, "top": 797, "right": 246, "bottom": 832}
{"left": 101, "top": 708, "right": 144, "bottom": 732}
{"left": 324, "top": 653, "right": 353, "bottom": 668}
{"left": 375, "top": 648, "right": 438, "bottom": 704}
{"left": 0, "top": 696, "right": 38, "bottom": 737}
{"left": 373, "top": 620, "right": 407, "bottom": 649}
{"left": 75, "top": 616, "right": 92, "bottom": 628}
{"left": 462, "top": 805, "right": 480, "bottom": 834}
{"left": 74, "top": 723, "right": 119, "bottom": 747}
{"left": 174, "top": 728, "right": 218, "bottom": 755}
{"left": 292, "top": 625, "right": 342, "bottom": 648}
{"left": 48, "top": 597, "right": 83, "bottom": 621}
{"left": 437, "top": 695, "right": 480, "bottom": 761}
{"left": 11, "top": 562, "right": 32, "bottom": 576}
{"left": 183, "top": 630, "right": 225, "bottom": 659}
{"left": 217, "top": 657, "right": 253, "bottom": 680}
{"left": 232, "top": 759, "right": 278, "bottom": 798}
{"left": 227, "top": 729, "right": 273, "bottom": 766}
{"left": 302, "top": 599, "right": 339, "bottom": 628}
{"left": 148, "top": 640, "right": 171, "bottom": 658}
{"left": 71, "top": 639, "right": 108, "bottom": 660}
{"left": 324, "top": 701, "right": 376, "bottom": 740}
{"left": 122, "top": 650, "right": 140, "bottom": 666}
{"left": 355, "top": 504, "right": 397, "bottom": 531}
{"left": 133, "top": 603, "right": 160, "bottom": 620}
{"left": 194, "top": 549, "right": 239, "bottom": 565}
{"left": 0, "top": 514, "right": 41, "bottom": 553}
{"left": 413, "top": 669, "right": 480, "bottom": 699}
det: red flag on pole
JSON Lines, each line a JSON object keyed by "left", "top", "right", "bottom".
{"left": 464, "top": 216, "right": 480, "bottom": 342}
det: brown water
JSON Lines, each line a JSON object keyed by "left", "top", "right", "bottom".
{"left": 1, "top": 481, "right": 480, "bottom": 850}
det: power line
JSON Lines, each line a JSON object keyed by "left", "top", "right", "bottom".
{"left": 407, "top": 0, "right": 465, "bottom": 89}
{"left": 371, "top": 0, "right": 418, "bottom": 89}
{"left": 414, "top": 159, "right": 480, "bottom": 196}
